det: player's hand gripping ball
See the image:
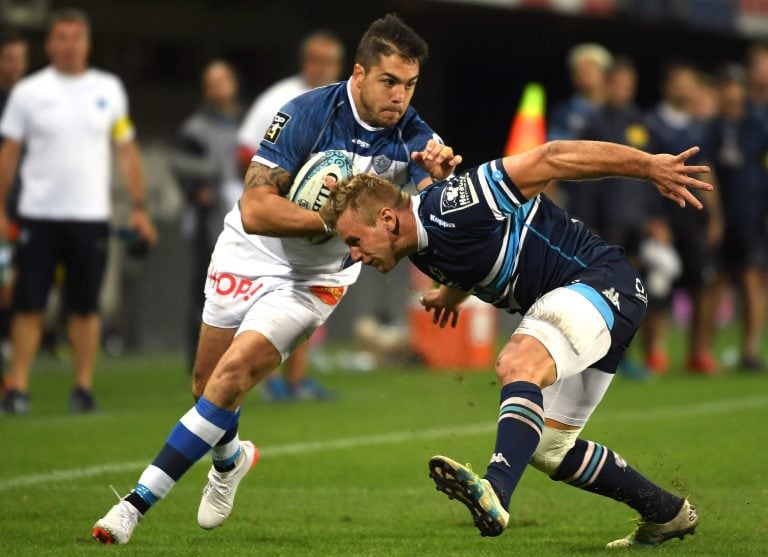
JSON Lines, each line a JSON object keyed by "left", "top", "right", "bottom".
{"left": 288, "top": 150, "right": 354, "bottom": 244}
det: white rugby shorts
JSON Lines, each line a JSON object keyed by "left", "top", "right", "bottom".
{"left": 514, "top": 286, "right": 614, "bottom": 426}
{"left": 202, "top": 218, "right": 348, "bottom": 362}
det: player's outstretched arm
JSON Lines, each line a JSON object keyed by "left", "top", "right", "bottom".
{"left": 502, "top": 140, "right": 712, "bottom": 209}
{"left": 240, "top": 161, "right": 327, "bottom": 236}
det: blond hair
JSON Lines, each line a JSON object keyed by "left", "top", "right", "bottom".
{"left": 320, "top": 173, "right": 409, "bottom": 229}
{"left": 568, "top": 43, "right": 613, "bottom": 72}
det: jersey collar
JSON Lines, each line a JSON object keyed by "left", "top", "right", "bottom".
{"left": 346, "top": 79, "right": 384, "bottom": 132}
{"left": 411, "top": 195, "right": 428, "bottom": 251}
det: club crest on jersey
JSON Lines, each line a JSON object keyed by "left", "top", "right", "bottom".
{"left": 440, "top": 177, "right": 478, "bottom": 215}
{"left": 372, "top": 155, "right": 392, "bottom": 174}
{"left": 309, "top": 285, "right": 345, "bottom": 306}
{"left": 263, "top": 111, "right": 291, "bottom": 144}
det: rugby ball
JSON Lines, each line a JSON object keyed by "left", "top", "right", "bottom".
{"left": 288, "top": 150, "right": 354, "bottom": 244}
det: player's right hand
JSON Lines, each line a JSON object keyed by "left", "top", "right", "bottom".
{"left": 419, "top": 288, "right": 462, "bottom": 328}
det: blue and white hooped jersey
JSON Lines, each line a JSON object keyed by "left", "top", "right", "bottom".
{"left": 255, "top": 79, "right": 438, "bottom": 188}
{"left": 409, "top": 159, "right": 624, "bottom": 313}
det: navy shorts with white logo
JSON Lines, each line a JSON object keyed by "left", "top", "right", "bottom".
{"left": 566, "top": 257, "right": 647, "bottom": 374}
{"left": 13, "top": 218, "right": 110, "bottom": 314}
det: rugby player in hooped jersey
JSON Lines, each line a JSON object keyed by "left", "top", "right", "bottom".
{"left": 321, "top": 140, "right": 708, "bottom": 548}
{"left": 92, "top": 14, "right": 461, "bottom": 545}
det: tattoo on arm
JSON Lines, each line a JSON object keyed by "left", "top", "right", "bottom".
{"left": 244, "top": 163, "right": 292, "bottom": 196}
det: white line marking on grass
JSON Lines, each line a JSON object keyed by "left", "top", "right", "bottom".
{"left": 1, "top": 395, "right": 765, "bottom": 493}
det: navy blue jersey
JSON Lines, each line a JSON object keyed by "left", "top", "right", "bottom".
{"left": 410, "top": 159, "right": 624, "bottom": 313}
{"left": 256, "top": 80, "right": 438, "bottom": 188}
{"left": 701, "top": 108, "right": 768, "bottom": 225}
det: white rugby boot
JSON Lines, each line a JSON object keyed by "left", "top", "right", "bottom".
{"left": 92, "top": 500, "right": 142, "bottom": 545}
{"left": 606, "top": 499, "right": 698, "bottom": 548}
{"left": 428, "top": 455, "right": 509, "bottom": 537}
{"left": 197, "top": 440, "right": 259, "bottom": 529}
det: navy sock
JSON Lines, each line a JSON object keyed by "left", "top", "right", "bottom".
{"left": 483, "top": 381, "right": 544, "bottom": 509}
{"left": 552, "top": 439, "right": 684, "bottom": 522}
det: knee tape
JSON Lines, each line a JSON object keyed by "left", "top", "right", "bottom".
{"left": 530, "top": 426, "right": 581, "bottom": 475}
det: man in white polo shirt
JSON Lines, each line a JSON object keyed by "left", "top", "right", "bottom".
{"left": 0, "top": 7, "right": 157, "bottom": 415}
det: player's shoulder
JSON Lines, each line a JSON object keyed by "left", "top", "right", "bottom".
{"left": 12, "top": 66, "right": 52, "bottom": 93}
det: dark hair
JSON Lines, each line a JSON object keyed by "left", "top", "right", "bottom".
{"left": 660, "top": 59, "right": 698, "bottom": 87}
{"left": 609, "top": 54, "right": 636, "bottom": 75}
{"left": 47, "top": 7, "right": 91, "bottom": 36}
{"left": 0, "top": 29, "right": 26, "bottom": 50}
{"left": 354, "top": 13, "right": 428, "bottom": 69}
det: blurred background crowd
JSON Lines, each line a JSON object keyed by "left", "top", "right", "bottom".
{"left": 0, "top": 0, "right": 766, "bottom": 412}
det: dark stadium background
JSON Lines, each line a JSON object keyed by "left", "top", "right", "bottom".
{"left": 2, "top": 0, "right": 757, "bottom": 350}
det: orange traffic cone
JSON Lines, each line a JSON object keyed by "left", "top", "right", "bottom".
{"left": 504, "top": 82, "right": 546, "bottom": 156}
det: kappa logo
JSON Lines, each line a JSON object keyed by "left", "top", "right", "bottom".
{"left": 372, "top": 155, "right": 392, "bottom": 174}
{"left": 490, "top": 452, "right": 511, "bottom": 467}
{"left": 634, "top": 277, "right": 648, "bottom": 305}
{"left": 602, "top": 287, "right": 621, "bottom": 311}
{"left": 440, "top": 177, "right": 478, "bottom": 215}
{"left": 263, "top": 111, "right": 291, "bottom": 144}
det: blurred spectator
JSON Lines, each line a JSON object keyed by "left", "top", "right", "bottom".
{"left": 548, "top": 43, "right": 612, "bottom": 214}
{"left": 548, "top": 43, "right": 612, "bottom": 141}
{"left": 237, "top": 30, "right": 344, "bottom": 401}
{"left": 171, "top": 60, "right": 243, "bottom": 371}
{"left": 644, "top": 61, "right": 723, "bottom": 374}
{"left": 237, "top": 30, "right": 344, "bottom": 172}
{"left": 746, "top": 42, "right": 768, "bottom": 114}
{"left": 0, "top": 30, "right": 28, "bottom": 387}
{"left": 0, "top": 8, "right": 157, "bottom": 414}
{"left": 691, "top": 72, "right": 719, "bottom": 123}
{"left": 702, "top": 65, "right": 767, "bottom": 372}
{"left": 580, "top": 56, "right": 652, "bottom": 248}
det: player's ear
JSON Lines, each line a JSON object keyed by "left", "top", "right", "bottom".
{"left": 352, "top": 63, "right": 366, "bottom": 85}
{"left": 380, "top": 207, "right": 397, "bottom": 232}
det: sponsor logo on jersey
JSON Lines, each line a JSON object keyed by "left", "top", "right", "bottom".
{"left": 602, "top": 287, "right": 621, "bottom": 310}
{"left": 490, "top": 452, "right": 511, "bottom": 467}
{"left": 351, "top": 138, "right": 370, "bottom": 149}
{"left": 372, "top": 155, "right": 392, "bottom": 173}
{"left": 440, "top": 177, "right": 478, "bottom": 215}
{"left": 428, "top": 214, "right": 455, "bottom": 228}
{"left": 263, "top": 111, "right": 291, "bottom": 144}
{"left": 309, "top": 285, "right": 345, "bottom": 306}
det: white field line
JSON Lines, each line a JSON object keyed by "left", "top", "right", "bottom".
{"left": 0, "top": 395, "right": 765, "bottom": 493}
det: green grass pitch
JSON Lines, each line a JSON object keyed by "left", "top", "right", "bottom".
{"left": 1, "top": 349, "right": 766, "bottom": 556}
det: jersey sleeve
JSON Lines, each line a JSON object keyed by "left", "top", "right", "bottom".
{"left": 253, "top": 94, "right": 323, "bottom": 176}
{"left": 473, "top": 159, "right": 531, "bottom": 218}
{"left": 110, "top": 77, "right": 135, "bottom": 144}
{"left": 0, "top": 84, "right": 28, "bottom": 141}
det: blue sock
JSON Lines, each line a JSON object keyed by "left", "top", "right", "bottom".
{"left": 551, "top": 439, "right": 684, "bottom": 522}
{"left": 483, "top": 381, "right": 544, "bottom": 509}
{"left": 125, "top": 396, "right": 238, "bottom": 514}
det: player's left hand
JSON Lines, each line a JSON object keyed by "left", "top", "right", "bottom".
{"left": 649, "top": 146, "right": 712, "bottom": 210}
{"left": 412, "top": 139, "right": 463, "bottom": 181}
{"left": 419, "top": 288, "right": 462, "bottom": 328}
{"left": 130, "top": 208, "right": 159, "bottom": 245}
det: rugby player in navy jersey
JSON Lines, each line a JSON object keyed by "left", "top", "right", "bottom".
{"left": 92, "top": 14, "right": 461, "bottom": 545}
{"left": 321, "top": 140, "right": 709, "bottom": 548}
